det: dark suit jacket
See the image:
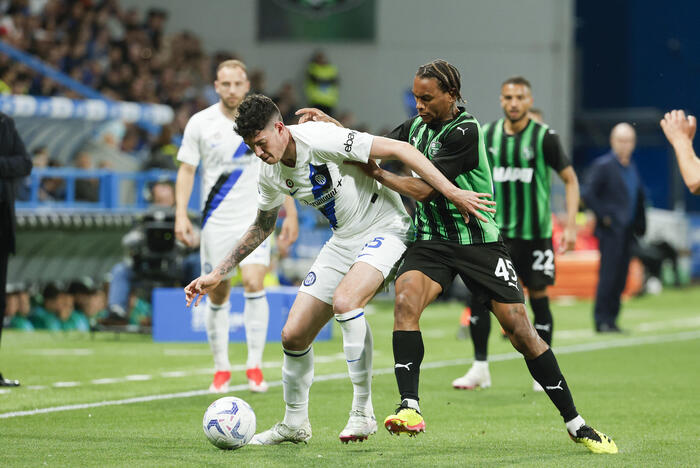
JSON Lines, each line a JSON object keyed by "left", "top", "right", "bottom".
{"left": 582, "top": 151, "right": 646, "bottom": 238}
{"left": 0, "top": 113, "right": 32, "bottom": 254}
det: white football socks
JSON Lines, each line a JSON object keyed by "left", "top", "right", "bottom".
{"left": 243, "top": 290, "right": 269, "bottom": 370}
{"left": 335, "top": 308, "right": 374, "bottom": 415}
{"left": 205, "top": 300, "right": 231, "bottom": 371}
{"left": 565, "top": 415, "right": 586, "bottom": 435}
{"left": 282, "top": 346, "right": 314, "bottom": 428}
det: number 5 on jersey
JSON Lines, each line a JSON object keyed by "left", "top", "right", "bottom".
{"left": 495, "top": 258, "right": 519, "bottom": 289}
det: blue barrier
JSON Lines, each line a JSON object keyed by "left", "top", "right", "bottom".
{"left": 16, "top": 168, "right": 201, "bottom": 213}
{"left": 152, "top": 286, "right": 332, "bottom": 343}
{"left": 0, "top": 94, "right": 173, "bottom": 126}
{"left": 0, "top": 40, "right": 173, "bottom": 134}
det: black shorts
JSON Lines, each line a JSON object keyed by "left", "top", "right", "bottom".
{"left": 396, "top": 239, "right": 524, "bottom": 306}
{"left": 503, "top": 237, "right": 555, "bottom": 290}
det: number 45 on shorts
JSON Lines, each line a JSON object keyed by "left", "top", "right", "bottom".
{"left": 494, "top": 258, "right": 519, "bottom": 289}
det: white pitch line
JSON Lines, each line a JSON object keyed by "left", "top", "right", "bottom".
{"left": 53, "top": 381, "right": 80, "bottom": 388}
{"left": 2, "top": 329, "right": 698, "bottom": 419}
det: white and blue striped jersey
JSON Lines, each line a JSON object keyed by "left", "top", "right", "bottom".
{"left": 257, "top": 121, "right": 411, "bottom": 238}
{"left": 177, "top": 103, "right": 260, "bottom": 228}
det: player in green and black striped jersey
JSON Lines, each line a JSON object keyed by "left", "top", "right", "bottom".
{"left": 387, "top": 107, "right": 501, "bottom": 245}
{"left": 305, "top": 60, "right": 614, "bottom": 452}
{"left": 453, "top": 77, "right": 581, "bottom": 394}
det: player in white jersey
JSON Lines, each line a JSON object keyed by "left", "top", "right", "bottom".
{"left": 175, "top": 60, "right": 298, "bottom": 394}
{"left": 185, "top": 94, "right": 495, "bottom": 444}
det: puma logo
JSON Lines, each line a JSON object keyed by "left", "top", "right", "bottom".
{"left": 394, "top": 362, "right": 413, "bottom": 371}
{"left": 545, "top": 380, "right": 563, "bottom": 391}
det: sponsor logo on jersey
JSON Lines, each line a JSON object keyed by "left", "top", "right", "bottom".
{"left": 303, "top": 271, "right": 317, "bottom": 286}
{"left": 344, "top": 131, "right": 356, "bottom": 152}
{"left": 492, "top": 166, "right": 534, "bottom": 183}
{"left": 428, "top": 141, "right": 442, "bottom": 157}
{"left": 285, "top": 179, "right": 294, "bottom": 188}
{"left": 302, "top": 187, "right": 338, "bottom": 207}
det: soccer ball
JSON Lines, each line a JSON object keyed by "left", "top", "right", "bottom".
{"left": 202, "top": 396, "right": 256, "bottom": 450}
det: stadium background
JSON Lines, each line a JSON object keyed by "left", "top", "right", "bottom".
{"left": 2, "top": 1, "right": 700, "bottom": 465}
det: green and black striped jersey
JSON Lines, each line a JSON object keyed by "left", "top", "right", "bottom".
{"left": 483, "top": 118, "right": 570, "bottom": 240}
{"left": 387, "top": 108, "right": 500, "bottom": 245}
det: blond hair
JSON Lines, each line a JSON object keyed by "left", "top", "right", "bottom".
{"left": 217, "top": 59, "right": 247, "bottom": 74}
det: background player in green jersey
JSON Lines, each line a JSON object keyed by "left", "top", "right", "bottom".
{"left": 453, "top": 77, "right": 581, "bottom": 392}
{"left": 299, "top": 60, "right": 616, "bottom": 454}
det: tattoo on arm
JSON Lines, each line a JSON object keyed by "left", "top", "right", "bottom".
{"left": 215, "top": 207, "right": 280, "bottom": 277}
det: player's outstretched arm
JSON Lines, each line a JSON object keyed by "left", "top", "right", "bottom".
{"left": 368, "top": 136, "right": 496, "bottom": 222}
{"left": 184, "top": 206, "right": 281, "bottom": 306}
{"left": 347, "top": 159, "right": 438, "bottom": 201}
{"left": 661, "top": 110, "right": 700, "bottom": 194}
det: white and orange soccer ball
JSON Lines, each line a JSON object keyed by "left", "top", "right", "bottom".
{"left": 202, "top": 396, "right": 256, "bottom": 450}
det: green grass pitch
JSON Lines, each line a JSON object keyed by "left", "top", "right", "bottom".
{"left": 2, "top": 287, "right": 700, "bottom": 467}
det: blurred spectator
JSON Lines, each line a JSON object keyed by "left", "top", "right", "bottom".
{"left": 41, "top": 158, "right": 66, "bottom": 200}
{"left": 143, "top": 126, "right": 177, "bottom": 170}
{"left": 249, "top": 68, "right": 267, "bottom": 95}
{"left": 272, "top": 81, "right": 300, "bottom": 123}
{"left": 305, "top": 50, "right": 339, "bottom": 116}
{"left": 582, "top": 123, "right": 646, "bottom": 333}
{"left": 4, "top": 283, "right": 34, "bottom": 331}
{"left": 31, "top": 282, "right": 90, "bottom": 331}
{"left": 73, "top": 151, "right": 100, "bottom": 202}
{"left": 67, "top": 277, "right": 107, "bottom": 326}
{"left": 529, "top": 107, "right": 544, "bottom": 123}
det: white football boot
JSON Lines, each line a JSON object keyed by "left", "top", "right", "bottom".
{"left": 339, "top": 410, "right": 378, "bottom": 443}
{"left": 452, "top": 362, "right": 491, "bottom": 390}
{"left": 249, "top": 420, "right": 312, "bottom": 445}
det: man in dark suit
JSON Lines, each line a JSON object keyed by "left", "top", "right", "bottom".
{"left": 0, "top": 112, "right": 32, "bottom": 386}
{"left": 582, "top": 122, "right": 646, "bottom": 333}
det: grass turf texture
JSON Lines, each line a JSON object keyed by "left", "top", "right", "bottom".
{"left": 2, "top": 287, "right": 700, "bottom": 467}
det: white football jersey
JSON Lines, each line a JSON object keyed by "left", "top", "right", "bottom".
{"left": 258, "top": 121, "right": 411, "bottom": 238}
{"left": 177, "top": 103, "right": 259, "bottom": 228}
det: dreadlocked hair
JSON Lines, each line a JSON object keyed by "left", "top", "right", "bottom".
{"left": 416, "top": 59, "right": 464, "bottom": 103}
{"left": 235, "top": 94, "right": 282, "bottom": 140}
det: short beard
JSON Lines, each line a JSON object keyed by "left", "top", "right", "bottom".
{"left": 505, "top": 110, "right": 527, "bottom": 124}
{"left": 221, "top": 98, "right": 240, "bottom": 114}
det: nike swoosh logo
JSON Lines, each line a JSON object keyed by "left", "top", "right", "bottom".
{"left": 357, "top": 253, "right": 372, "bottom": 258}
{"left": 289, "top": 189, "right": 299, "bottom": 196}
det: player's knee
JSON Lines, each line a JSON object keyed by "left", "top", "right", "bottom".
{"left": 508, "top": 314, "right": 544, "bottom": 358}
{"left": 331, "top": 290, "right": 359, "bottom": 315}
{"left": 281, "top": 326, "right": 308, "bottom": 351}
{"left": 394, "top": 290, "right": 420, "bottom": 327}
{"left": 242, "top": 276, "right": 264, "bottom": 293}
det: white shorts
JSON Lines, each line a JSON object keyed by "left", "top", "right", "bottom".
{"left": 299, "top": 227, "right": 410, "bottom": 305}
{"left": 200, "top": 223, "right": 271, "bottom": 278}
